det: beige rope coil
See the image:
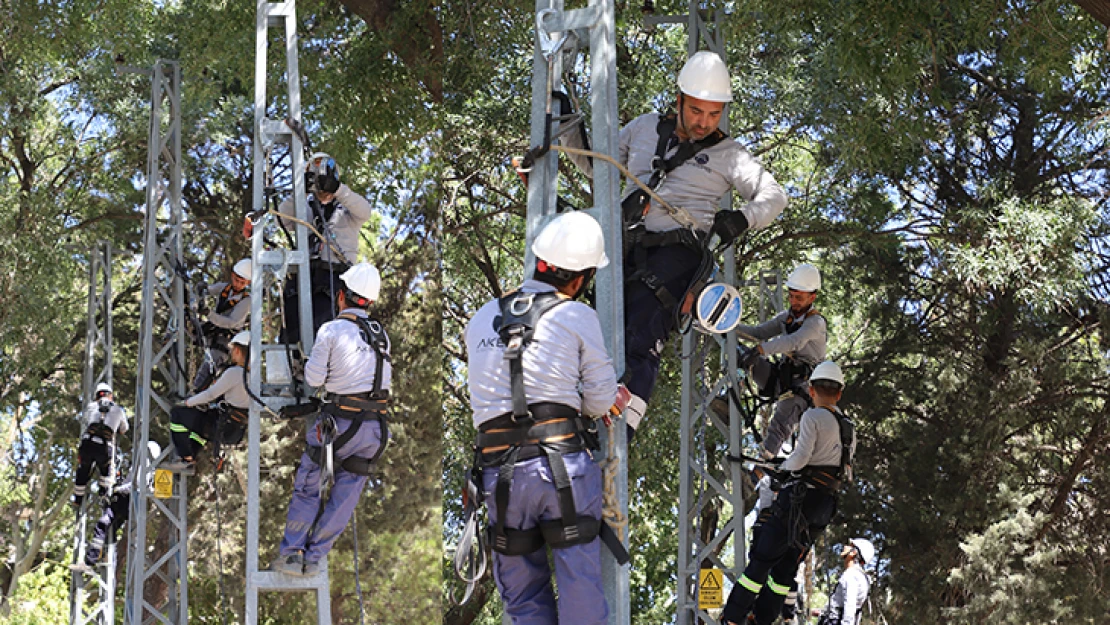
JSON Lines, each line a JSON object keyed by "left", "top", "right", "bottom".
{"left": 600, "top": 418, "right": 629, "bottom": 543}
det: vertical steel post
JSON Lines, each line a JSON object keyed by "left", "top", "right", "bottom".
{"left": 669, "top": 4, "right": 746, "bottom": 624}
{"left": 246, "top": 2, "right": 329, "bottom": 622}
{"left": 70, "top": 241, "right": 115, "bottom": 625}
{"left": 124, "top": 59, "right": 188, "bottom": 625}
{"left": 524, "top": 0, "right": 627, "bottom": 622}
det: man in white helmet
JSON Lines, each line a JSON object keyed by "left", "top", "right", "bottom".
{"left": 166, "top": 331, "right": 252, "bottom": 470}
{"left": 721, "top": 361, "right": 857, "bottom": 625}
{"left": 815, "top": 537, "right": 873, "bottom": 625}
{"left": 463, "top": 211, "right": 626, "bottom": 624}
{"left": 72, "top": 383, "right": 129, "bottom": 508}
{"left": 192, "top": 258, "right": 252, "bottom": 391}
{"left": 277, "top": 152, "right": 375, "bottom": 345}
{"left": 274, "top": 262, "right": 391, "bottom": 577}
{"left": 714, "top": 262, "right": 827, "bottom": 458}
{"left": 71, "top": 442, "right": 161, "bottom": 574}
{"left": 613, "top": 51, "right": 788, "bottom": 439}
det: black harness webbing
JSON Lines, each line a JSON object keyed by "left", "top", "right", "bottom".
{"left": 304, "top": 313, "right": 391, "bottom": 476}
{"left": 621, "top": 113, "right": 727, "bottom": 315}
{"left": 498, "top": 291, "right": 567, "bottom": 419}
{"left": 471, "top": 291, "right": 630, "bottom": 564}
{"left": 797, "top": 406, "right": 855, "bottom": 493}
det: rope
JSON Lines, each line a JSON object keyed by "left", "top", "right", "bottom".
{"left": 543, "top": 144, "right": 700, "bottom": 231}
{"left": 351, "top": 496, "right": 366, "bottom": 625}
{"left": 600, "top": 419, "right": 628, "bottom": 543}
{"left": 261, "top": 209, "right": 350, "bottom": 267}
{"left": 212, "top": 471, "right": 231, "bottom": 625}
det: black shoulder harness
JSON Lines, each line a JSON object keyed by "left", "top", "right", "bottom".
{"left": 338, "top": 313, "right": 391, "bottom": 396}
{"left": 496, "top": 291, "right": 567, "bottom": 419}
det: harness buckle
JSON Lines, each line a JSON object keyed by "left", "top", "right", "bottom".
{"left": 508, "top": 293, "right": 535, "bottom": 316}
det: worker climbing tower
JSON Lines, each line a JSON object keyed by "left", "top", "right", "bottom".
{"left": 123, "top": 58, "right": 190, "bottom": 625}
{"left": 69, "top": 241, "right": 116, "bottom": 625}
{"left": 244, "top": 1, "right": 329, "bottom": 621}
{"left": 641, "top": 4, "right": 786, "bottom": 623}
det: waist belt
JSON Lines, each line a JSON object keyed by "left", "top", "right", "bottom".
{"left": 222, "top": 405, "right": 248, "bottom": 424}
{"left": 638, "top": 228, "right": 703, "bottom": 250}
{"left": 306, "top": 396, "right": 389, "bottom": 476}
{"left": 83, "top": 423, "right": 115, "bottom": 442}
{"left": 309, "top": 258, "right": 351, "bottom": 274}
{"left": 470, "top": 402, "right": 629, "bottom": 565}
{"left": 800, "top": 466, "right": 842, "bottom": 492}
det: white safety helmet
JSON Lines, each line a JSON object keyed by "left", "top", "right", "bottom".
{"left": 147, "top": 441, "right": 162, "bottom": 460}
{"left": 677, "top": 51, "right": 733, "bottom": 103}
{"left": 785, "top": 263, "right": 821, "bottom": 292}
{"left": 340, "top": 263, "right": 382, "bottom": 303}
{"left": 531, "top": 211, "right": 610, "bottom": 271}
{"left": 850, "top": 537, "right": 875, "bottom": 565}
{"left": 232, "top": 258, "right": 253, "bottom": 281}
{"left": 810, "top": 360, "right": 845, "bottom": 388}
{"left": 695, "top": 282, "right": 743, "bottom": 334}
{"left": 95, "top": 382, "right": 113, "bottom": 397}
{"left": 230, "top": 331, "right": 251, "bottom": 346}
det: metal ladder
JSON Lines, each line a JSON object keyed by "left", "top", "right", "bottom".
{"left": 69, "top": 241, "right": 117, "bottom": 625}
{"left": 245, "top": 1, "right": 330, "bottom": 622}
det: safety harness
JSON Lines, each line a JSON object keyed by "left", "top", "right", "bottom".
{"left": 200, "top": 284, "right": 247, "bottom": 349}
{"left": 757, "top": 308, "right": 824, "bottom": 400}
{"left": 304, "top": 312, "right": 391, "bottom": 477}
{"left": 622, "top": 113, "right": 728, "bottom": 322}
{"left": 471, "top": 291, "right": 630, "bottom": 562}
{"left": 796, "top": 405, "right": 855, "bottom": 492}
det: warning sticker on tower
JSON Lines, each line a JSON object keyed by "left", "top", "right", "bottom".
{"left": 699, "top": 568, "right": 723, "bottom": 609}
{"left": 154, "top": 469, "right": 173, "bottom": 499}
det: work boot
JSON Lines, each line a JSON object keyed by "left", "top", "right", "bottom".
{"left": 161, "top": 456, "right": 195, "bottom": 472}
{"left": 271, "top": 553, "right": 306, "bottom": 576}
{"left": 70, "top": 495, "right": 84, "bottom": 510}
{"left": 302, "top": 559, "right": 321, "bottom": 576}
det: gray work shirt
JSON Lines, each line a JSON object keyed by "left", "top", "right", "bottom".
{"left": 780, "top": 406, "right": 855, "bottom": 473}
{"left": 305, "top": 308, "right": 392, "bottom": 395}
{"left": 466, "top": 280, "right": 618, "bottom": 428}
{"left": 80, "top": 401, "right": 129, "bottom": 435}
{"left": 618, "top": 112, "right": 788, "bottom": 232}
{"left": 737, "top": 308, "right": 827, "bottom": 367}
{"left": 278, "top": 183, "right": 374, "bottom": 263}
{"left": 186, "top": 366, "right": 250, "bottom": 409}
{"left": 205, "top": 282, "right": 250, "bottom": 330}
{"left": 826, "top": 565, "right": 870, "bottom": 625}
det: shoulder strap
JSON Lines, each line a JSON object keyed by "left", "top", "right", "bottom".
{"left": 827, "top": 406, "right": 855, "bottom": 477}
{"left": 496, "top": 291, "right": 567, "bottom": 419}
{"left": 338, "top": 313, "right": 391, "bottom": 394}
{"left": 649, "top": 112, "right": 729, "bottom": 189}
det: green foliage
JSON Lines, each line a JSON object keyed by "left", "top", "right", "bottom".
{"left": 0, "top": 562, "right": 70, "bottom": 625}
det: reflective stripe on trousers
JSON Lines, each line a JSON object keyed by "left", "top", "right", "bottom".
{"left": 481, "top": 451, "right": 607, "bottom": 625}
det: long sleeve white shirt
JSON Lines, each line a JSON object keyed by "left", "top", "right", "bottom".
{"left": 278, "top": 183, "right": 374, "bottom": 263}
{"left": 466, "top": 280, "right": 617, "bottom": 427}
{"left": 617, "top": 112, "right": 788, "bottom": 232}
{"left": 737, "top": 308, "right": 827, "bottom": 367}
{"left": 304, "top": 308, "right": 392, "bottom": 395}
{"left": 80, "top": 401, "right": 129, "bottom": 435}
{"left": 185, "top": 366, "right": 250, "bottom": 409}
{"left": 204, "top": 282, "right": 250, "bottom": 330}
{"left": 780, "top": 406, "right": 855, "bottom": 473}
{"left": 826, "top": 565, "right": 869, "bottom": 625}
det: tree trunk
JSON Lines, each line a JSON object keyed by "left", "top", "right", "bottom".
{"left": 1073, "top": 0, "right": 1110, "bottom": 28}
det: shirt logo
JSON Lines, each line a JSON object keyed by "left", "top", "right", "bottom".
{"left": 694, "top": 153, "right": 710, "bottom": 165}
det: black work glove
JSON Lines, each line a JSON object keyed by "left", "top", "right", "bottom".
{"left": 738, "top": 344, "right": 762, "bottom": 369}
{"left": 316, "top": 168, "right": 340, "bottom": 193}
{"left": 710, "top": 210, "right": 749, "bottom": 246}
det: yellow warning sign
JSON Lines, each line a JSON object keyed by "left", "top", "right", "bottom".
{"left": 698, "top": 568, "right": 723, "bottom": 609}
{"left": 153, "top": 469, "right": 173, "bottom": 499}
